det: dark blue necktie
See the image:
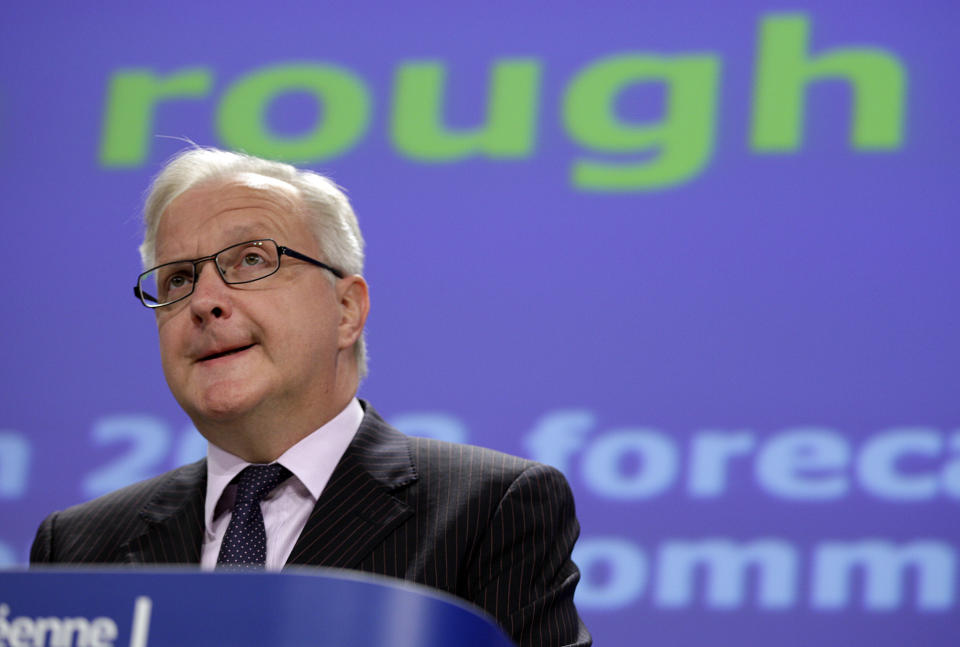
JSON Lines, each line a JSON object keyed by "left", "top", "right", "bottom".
{"left": 216, "top": 463, "right": 292, "bottom": 569}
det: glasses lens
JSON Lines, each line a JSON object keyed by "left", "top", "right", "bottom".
{"left": 140, "top": 261, "right": 195, "bottom": 306}
{"left": 217, "top": 240, "right": 280, "bottom": 284}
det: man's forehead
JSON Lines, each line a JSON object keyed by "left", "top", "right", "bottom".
{"left": 226, "top": 172, "right": 300, "bottom": 196}
{"left": 185, "top": 172, "right": 302, "bottom": 207}
{"left": 154, "top": 172, "right": 307, "bottom": 259}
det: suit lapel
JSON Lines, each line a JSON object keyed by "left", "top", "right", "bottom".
{"left": 286, "top": 405, "right": 416, "bottom": 569}
{"left": 123, "top": 459, "right": 207, "bottom": 564}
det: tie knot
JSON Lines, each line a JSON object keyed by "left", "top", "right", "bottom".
{"left": 234, "top": 463, "right": 292, "bottom": 503}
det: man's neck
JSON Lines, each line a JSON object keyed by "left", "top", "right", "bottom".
{"left": 194, "top": 389, "right": 357, "bottom": 463}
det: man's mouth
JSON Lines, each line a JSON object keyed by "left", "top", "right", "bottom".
{"left": 198, "top": 344, "right": 255, "bottom": 362}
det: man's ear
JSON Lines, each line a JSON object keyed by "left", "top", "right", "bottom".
{"left": 336, "top": 275, "right": 369, "bottom": 350}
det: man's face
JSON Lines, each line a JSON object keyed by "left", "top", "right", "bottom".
{"left": 153, "top": 173, "right": 358, "bottom": 437}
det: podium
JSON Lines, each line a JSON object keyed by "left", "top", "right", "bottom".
{"left": 0, "top": 569, "right": 515, "bottom": 646}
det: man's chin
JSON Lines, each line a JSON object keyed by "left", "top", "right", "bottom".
{"left": 181, "top": 383, "right": 268, "bottom": 426}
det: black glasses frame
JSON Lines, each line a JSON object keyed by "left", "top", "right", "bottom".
{"left": 134, "top": 238, "right": 345, "bottom": 308}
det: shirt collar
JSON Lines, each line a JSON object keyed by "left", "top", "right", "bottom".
{"left": 203, "top": 397, "right": 364, "bottom": 531}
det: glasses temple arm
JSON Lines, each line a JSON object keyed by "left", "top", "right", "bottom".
{"left": 133, "top": 285, "right": 159, "bottom": 304}
{"left": 279, "top": 247, "right": 346, "bottom": 278}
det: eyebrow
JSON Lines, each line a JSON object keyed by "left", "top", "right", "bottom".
{"left": 218, "top": 223, "right": 272, "bottom": 240}
{"left": 156, "top": 229, "right": 274, "bottom": 265}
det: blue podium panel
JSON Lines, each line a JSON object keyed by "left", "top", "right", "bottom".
{"left": 0, "top": 569, "right": 515, "bottom": 647}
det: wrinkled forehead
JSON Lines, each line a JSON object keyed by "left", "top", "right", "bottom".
{"left": 154, "top": 172, "right": 307, "bottom": 260}
{"left": 177, "top": 172, "right": 304, "bottom": 214}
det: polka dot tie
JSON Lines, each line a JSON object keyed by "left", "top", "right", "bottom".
{"left": 216, "top": 463, "right": 292, "bottom": 569}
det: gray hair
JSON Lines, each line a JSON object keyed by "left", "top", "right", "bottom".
{"left": 140, "top": 147, "right": 368, "bottom": 377}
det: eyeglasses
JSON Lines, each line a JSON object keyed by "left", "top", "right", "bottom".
{"left": 134, "top": 238, "right": 345, "bottom": 308}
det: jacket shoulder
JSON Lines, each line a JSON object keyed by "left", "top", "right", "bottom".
{"left": 406, "top": 435, "right": 573, "bottom": 499}
{"left": 408, "top": 435, "right": 534, "bottom": 473}
{"left": 31, "top": 460, "right": 205, "bottom": 563}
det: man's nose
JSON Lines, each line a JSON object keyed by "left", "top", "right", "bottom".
{"left": 189, "top": 261, "right": 232, "bottom": 321}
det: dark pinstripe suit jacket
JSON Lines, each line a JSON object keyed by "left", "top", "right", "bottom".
{"left": 31, "top": 403, "right": 591, "bottom": 647}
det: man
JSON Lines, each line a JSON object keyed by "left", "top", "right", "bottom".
{"left": 31, "top": 148, "right": 591, "bottom": 646}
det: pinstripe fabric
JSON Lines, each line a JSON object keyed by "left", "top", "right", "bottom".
{"left": 31, "top": 459, "right": 206, "bottom": 565}
{"left": 31, "top": 403, "right": 591, "bottom": 647}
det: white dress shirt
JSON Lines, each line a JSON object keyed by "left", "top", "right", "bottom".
{"left": 200, "top": 398, "right": 364, "bottom": 570}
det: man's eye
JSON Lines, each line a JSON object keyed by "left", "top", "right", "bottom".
{"left": 166, "top": 272, "right": 192, "bottom": 290}
{"left": 242, "top": 253, "right": 264, "bottom": 266}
